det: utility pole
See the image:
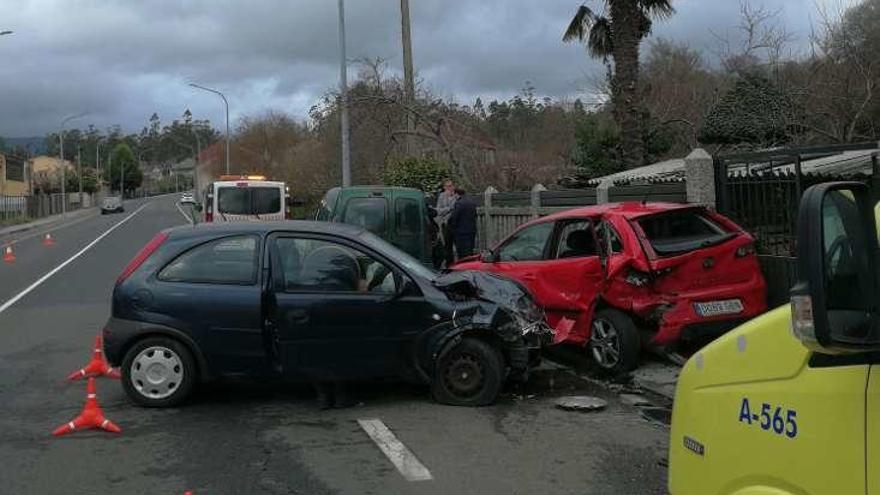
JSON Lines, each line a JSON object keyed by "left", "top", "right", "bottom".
{"left": 107, "top": 152, "right": 113, "bottom": 196}
{"left": 400, "top": 0, "right": 416, "bottom": 156}
{"left": 338, "top": 0, "right": 351, "bottom": 186}
{"left": 58, "top": 113, "right": 87, "bottom": 215}
{"left": 77, "top": 146, "right": 82, "bottom": 207}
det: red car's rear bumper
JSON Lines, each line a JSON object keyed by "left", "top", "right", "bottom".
{"left": 645, "top": 274, "right": 767, "bottom": 346}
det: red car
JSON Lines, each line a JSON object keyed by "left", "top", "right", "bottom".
{"left": 452, "top": 202, "right": 767, "bottom": 374}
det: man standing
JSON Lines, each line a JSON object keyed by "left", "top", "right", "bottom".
{"left": 450, "top": 188, "right": 477, "bottom": 258}
{"left": 434, "top": 179, "right": 458, "bottom": 266}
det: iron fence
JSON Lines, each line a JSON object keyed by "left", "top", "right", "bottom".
{"left": 0, "top": 193, "right": 95, "bottom": 226}
{"left": 715, "top": 142, "right": 880, "bottom": 305}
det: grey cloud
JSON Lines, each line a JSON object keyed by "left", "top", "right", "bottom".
{"left": 0, "top": 0, "right": 829, "bottom": 137}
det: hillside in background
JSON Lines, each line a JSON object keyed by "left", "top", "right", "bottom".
{"left": 2, "top": 136, "right": 46, "bottom": 155}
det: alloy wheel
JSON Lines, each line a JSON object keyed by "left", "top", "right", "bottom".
{"left": 590, "top": 318, "right": 621, "bottom": 369}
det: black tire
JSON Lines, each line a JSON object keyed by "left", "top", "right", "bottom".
{"left": 432, "top": 337, "right": 504, "bottom": 407}
{"left": 121, "top": 336, "right": 197, "bottom": 407}
{"left": 586, "top": 309, "right": 641, "bottom": 377}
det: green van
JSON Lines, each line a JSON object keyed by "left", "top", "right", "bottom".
{"left": 315, "top": 186, "right": 435, "bottom": 265}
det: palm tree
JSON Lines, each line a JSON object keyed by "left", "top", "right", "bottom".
{"left": 564, "top": 1, "right": 674, "bottom": 169}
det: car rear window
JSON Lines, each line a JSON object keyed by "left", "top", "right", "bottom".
{"left": 342, "top": 197, "right": 387, "bottom": 235}
{"left": 158, "top": 235, "right": 258, "bottom": 284}
{"left": 637, "top": 210, "right": 734, "bottom": 256}
{"left": 217, "top": 186, "right": 281, "bottom": 215}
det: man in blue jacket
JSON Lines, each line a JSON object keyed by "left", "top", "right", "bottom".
{"left": 449, "top": 188, "right": 477, "bottom": 258}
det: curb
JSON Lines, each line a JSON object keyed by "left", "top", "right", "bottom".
{"left": 0, "top": 207, "right": 97, "bottom": 239}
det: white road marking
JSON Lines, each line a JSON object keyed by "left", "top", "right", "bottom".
{"left": 0, "top": 202, "right": 150, "bottom": 316}
{"left": 175, "top": 202, "right": 194, "bottom": 224}
{"left": 357, "top": 418, "right": 433, "bottom": 482}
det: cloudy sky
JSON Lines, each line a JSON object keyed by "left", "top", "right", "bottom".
{"left": 0, "top": 0, "right": 855, "bottom": 137}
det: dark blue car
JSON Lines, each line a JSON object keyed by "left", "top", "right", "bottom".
{"left": 104, "top": 221, "right": 551, "bottom": 407}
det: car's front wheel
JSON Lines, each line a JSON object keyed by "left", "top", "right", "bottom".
{"left": 432, "top": 337, "right": 504, "bottom": 407}
{"left": 587, "top": 309, "right": 641, "bottom": 376}
{"left": 121, "top": 337, "right": 197, "bottom": 407}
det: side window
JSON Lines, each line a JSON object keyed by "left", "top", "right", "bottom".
{"left": 497, "top": 222, "right": 554, "bottom": 261}
{"left": 343, "top": 198, "right": 387, "bottom": 235}
{"left": 554, "top": 220, "right": 598, "bottom": 259}
{"left": 275, "top": 238, "right": 397, "bottom": 294}
{"left": 315, "top": 188, "right": 339, "bottom": 221}
{"left": 597, "top": 221, "right": 623, "bottom": 254}
{"left": 159, "top": 235, "right": 258, "bottom": 285}
{"left": 395, "top": 197, "right": 422, "bottom": 235}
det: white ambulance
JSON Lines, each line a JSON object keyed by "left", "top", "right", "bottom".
{"left": 203, "top": 175, "right": 290, "bottom": 222}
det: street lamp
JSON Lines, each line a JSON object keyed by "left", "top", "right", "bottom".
{"left": 188, "top": 83, "right": 230, "bottom": 175}
{"left": 59, "top": 112, "right": 88, "bottom": 215}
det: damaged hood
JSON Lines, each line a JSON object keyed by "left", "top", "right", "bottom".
{"left": 434, "top": 270, "right": 551, "bottom": 340}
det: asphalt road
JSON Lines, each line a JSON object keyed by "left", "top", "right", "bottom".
{"left": 0, "top": 195, "right": 669, "bottom": 495}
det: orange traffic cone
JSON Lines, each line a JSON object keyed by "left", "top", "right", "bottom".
{"left": 52, "top": 377, "right": 121, "bottom": 436}
{"left": 43, "top": 233, "right": 55, "bottom": 246}
{"left": 67, "top": 335, "right": 121, "bottom": 380}
{"left": 2, "top": 245, "right": 14, "bottom": 263}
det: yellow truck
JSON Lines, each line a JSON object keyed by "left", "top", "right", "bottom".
{"left": 669, "top": 181, "right": 880, "bottom": 494}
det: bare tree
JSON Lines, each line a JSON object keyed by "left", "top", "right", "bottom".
{"left": 711, "top": 1, "right": 795, "bottom": 76}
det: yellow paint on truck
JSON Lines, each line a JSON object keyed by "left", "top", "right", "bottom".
{"left": 668, "top": 306, "right": 869, "bottom": 495}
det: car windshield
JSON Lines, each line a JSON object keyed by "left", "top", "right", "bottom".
{"left": 357, "top": 230, "right": 437, "bottom": 281}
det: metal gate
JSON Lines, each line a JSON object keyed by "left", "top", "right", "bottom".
{"left": 714, "top": 142, "right": 880, "bottom": 306}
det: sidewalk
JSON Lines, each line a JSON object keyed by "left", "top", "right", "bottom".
{"left": 0, "top": 206, "right": 98, "bottom": 241}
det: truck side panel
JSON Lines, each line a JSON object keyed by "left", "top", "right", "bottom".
{"left": 669, "top": 306, "right": 867, "bottom": 495}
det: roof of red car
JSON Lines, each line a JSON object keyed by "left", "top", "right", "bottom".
{"left": 539, "top": 202, "right": 699, "bottom": 222}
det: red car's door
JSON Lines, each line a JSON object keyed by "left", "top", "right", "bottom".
{"left": 488, "top": 220, "right": 556, "bottom": 294}
{"left": 528, "top": 219, "right": 605, "bottom": 335}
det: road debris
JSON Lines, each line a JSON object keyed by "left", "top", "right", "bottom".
{"left": 555, "top": 395, "right": 607, "bottom": 412}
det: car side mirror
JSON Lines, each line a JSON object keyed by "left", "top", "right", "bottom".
{"left": 480, "top": 250, "right": 498, "bottom": 263}
{"left": 790, "top": 181, "right": 880, "bottom": 353}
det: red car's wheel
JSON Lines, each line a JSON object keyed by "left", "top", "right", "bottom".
{"left": 587, "top": 309, "right": 640, "bottom": 376}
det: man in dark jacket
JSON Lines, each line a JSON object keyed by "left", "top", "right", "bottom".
{"left": 449, "top": 188, "right": 477, "bottom": 258}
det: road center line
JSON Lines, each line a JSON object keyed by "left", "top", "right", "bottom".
{"left": 0, "top": 202, "right": 151, "bottom": 316}
{"left": 175, "top": 202, "right": 194, "bottom": 224}
{"left": 357, "top": 418, "right": 433, "bottom": 482}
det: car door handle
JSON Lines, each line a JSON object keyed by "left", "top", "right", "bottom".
{"left": 522, "top": 272, "right": 537, "bottom": 281}
{"left": 287, "top": 309, "right": 310, "bottom": 325}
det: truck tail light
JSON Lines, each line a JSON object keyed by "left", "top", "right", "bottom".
{"left": 736, "top": 242, "right": 756, "bottom": 258}
{"left": 791, "top": 295, "right": 814, "bottom": 340}
{"left": 117, "top": 232, "right": 168, "bottom": 285}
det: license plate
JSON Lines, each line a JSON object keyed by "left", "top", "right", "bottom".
{"left": 694, "top": 299, "right": 744, "bottom": 317}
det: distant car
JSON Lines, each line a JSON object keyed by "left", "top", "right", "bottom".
{"left": 452, "top": 202, "right": 767, "bottom": 374}
{"left": 180, "top": 192, "right": 195, "bottom": 203}
{"left": 103, "top": 221, "right": 551, "bottom": 407}
{"left": 101, "top": 196, "right": 124, "bottom": 214}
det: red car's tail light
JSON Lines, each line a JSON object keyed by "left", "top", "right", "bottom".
{"left": 735, "top": 242, "right": 756, "bottom": 258}
{"left": 117, "top": 232, "right": 168, "bottom": 285}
